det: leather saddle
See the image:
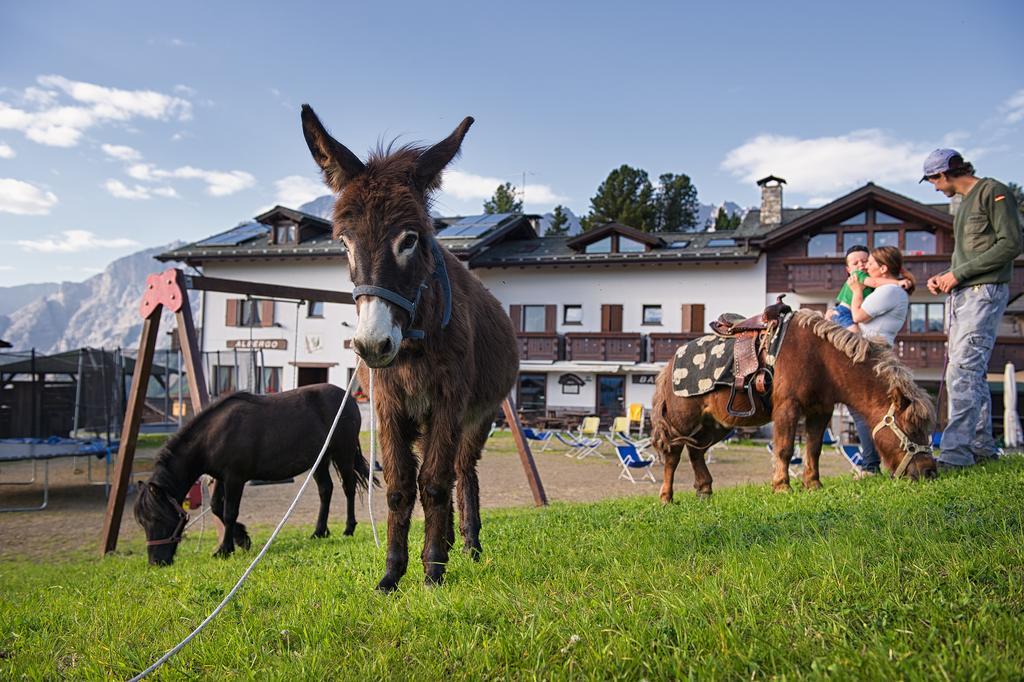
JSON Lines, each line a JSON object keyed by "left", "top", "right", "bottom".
{"left": 708, "top": 295, "right": 792, "bottom": 417}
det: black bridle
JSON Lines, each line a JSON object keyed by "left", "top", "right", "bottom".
{"left": 146, "top": 491, "right": 189, "bottom": 547}
{"left": 351, "top": 238, "right": 452, "bottom": 340}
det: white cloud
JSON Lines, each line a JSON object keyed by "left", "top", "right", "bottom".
{"left": 273, "top": 175, "right": 325, "bottom": 208}
{"left": 0, "top": 265, "right": 13, "bottom": 271}
{"left": 17, "top": 229, "right": 140, "bottom": 253}
{"left": 0, "top": 178, "right": 58, "bottom": 215}
{"left": 152, "top": 186, "right": 178, "bottom": 198}
{"left": 442, "top": 170, "right": 567, "bottom": 206}
{"left": 721, "top": 129, "right": 930, "bottom": 197}
{"left": 1001, "top": 89, "right": 1024, "bottom": 125}
{"left": 124, "top": 162, "right": 254, "bottom": 196}
{"left": 0, "top": 75, "right": 192, "bottom": 148}
{"left": 100, "top": 143, "right": 141, "bottom": 161}
{"left": 104, "top": 179, "right": 151, "bottom": 199}
{"left": 0, "top": 143, "right": 14, "bottom": 159}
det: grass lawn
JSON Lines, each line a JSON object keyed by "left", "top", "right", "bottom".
{"left": 2, "top": 458, "right": 1023, "bottom": 679}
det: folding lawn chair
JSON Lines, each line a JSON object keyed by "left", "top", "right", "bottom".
{"left": 521, "top": 427, "right": 553, "bottom": 451}
{"left": 613, "top": 443, "right": 656, "bottom": 483}
{"left": 555, "top": 431, "right": 602, "bottom": 459}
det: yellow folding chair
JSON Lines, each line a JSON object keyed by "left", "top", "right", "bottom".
{"left": 628, "top": 403, "right": 645, "bottom": 437}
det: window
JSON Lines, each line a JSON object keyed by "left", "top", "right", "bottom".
{"left": 908, "top": 303, "right": 945, "bottom": 333}
{"left": 875, "top": 210, "right": 902, "bottom": 224}
{"left": 307, "top": 300, "right": 324, "bottom": 318}
{"left": 843, "top": 232, "right": 868, "bottom": 253}
{"left": 261, "top": 367, "right": 282, "bottom": 393}
{"left": 523, "top": 305, "right": 546, "bottom": 333}
{"left": 563, "top": 305, "right": 583, "bottom": 325}
{"left": 873, "top": 231, "right": 899, "bottom": 249}
{"left": 706, "top": 238, "right": 737, "bottom": 248}
{"left": 584, "top": 237, "right": 612, "bottom": 254}
{"left": 213, "top": 366, "right": 234, "bottom": 396}
{"left": 840, "top": 212, "right": 867, "bottom": 225}
{"left": 905, "top": 231, "right": 936, "bottom": 255}
{"left": 240, "top": 299, "right": 261, "bottom": 327}
{"left": 618, "top": 238, "right": 646, "bottom": 253}
{"left": 517, "top": 373, "right": 547, "bottom": 412}
{"left": 807, "top": 233, "right": 836, "bottom": 257}
{"left": 642, "top": 305, "right": 663, "bottom": 325}
{"left": 274, "top": 224, "right": 297, "bottom": 244}
{"left": 668, "top": 240, "right": 690, "bottom": 249}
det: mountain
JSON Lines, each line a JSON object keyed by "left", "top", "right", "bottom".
{"left": 699, "top": 201, "right": 747, "bottom": 232}
{"left": 537, "top": 207, "right": 583, "bottom": 236}
{"left": 0, "top": 282, "right": 60, "bottom": 316}
{"left": 0, "top": 243, "right": 195, "bottom": 353}
{"left": 298, "top": 195, "right": 334, "bottom": 220}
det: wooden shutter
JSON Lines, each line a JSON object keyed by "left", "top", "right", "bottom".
{"left": 225, "top": 299, "right": 239, "bottom": 327}
{"left": 681, "top": 304, "right": 705, "bottom": 333}
{"left": 602, "top": 304, "right": 623, "bottom": 332}
{"left": 260, "top": 300, "right": 275, "bottom": 327}
{"left": 544, "top": 305, "right": 556, "bottom": 333}
{"left": 509, "top": 305, "right": 522, "bottom": 332}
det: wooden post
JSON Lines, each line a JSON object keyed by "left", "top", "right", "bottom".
{"left": 503, "top": 397, "right": 548, "bottom": 506}
{"left": 173, "top": 271, "right": 209, "bottom": 414}
{"left": 100, "top": 312, "right": 162, "bottom": 555}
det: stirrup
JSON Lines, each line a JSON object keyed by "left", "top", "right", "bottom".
{"left": 726, "top": 382, "right": 758, "bottom": 417}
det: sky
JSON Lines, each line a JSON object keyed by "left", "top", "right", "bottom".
{"left": 1, "top": 0, "right": 1022, "bottom": 287}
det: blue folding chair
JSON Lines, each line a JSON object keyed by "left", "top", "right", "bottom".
{"left": 555, "top": 431, "right": 602, "bottom": 459}
{"left": 521, "top": 427, "right": 553, "bottom": 451}
{"left": 613, "top": 443, "right": 656, "bottom": 483}
{"left": 840, "top": 444, "right": 866, "bottom": 471}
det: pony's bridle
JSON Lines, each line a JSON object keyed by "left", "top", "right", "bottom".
{"left": 871, "top": 403, "right": 932, "bottom": 479}
{"left": 351, "top": 238, "right": 452, "bottom": 341}
{"left": 146, "top": 491, "right": 189, "bottom": 547}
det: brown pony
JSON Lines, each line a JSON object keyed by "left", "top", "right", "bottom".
{"left": 651, "top": 309, "right": 937, "bottom": 500}
{"left": 301, "top": 106, "right": 519, "bottom": 591}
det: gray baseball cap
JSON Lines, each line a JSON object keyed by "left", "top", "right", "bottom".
{"left": 920, "top": 148, "right": 962, "bottom": 182}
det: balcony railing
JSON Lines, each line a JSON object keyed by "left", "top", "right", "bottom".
{"left": 565, "top": 332, "right": 644, "bottom": 362}
{"left": 783, "top": 256, "right": 1024, "bottom": 295}
{"left": 516, "top": 333, "right": 562, "bottom": 361}
{"left": 895, "top": 334, "right": 1024, "bottom": 372}
{"left": 648, "top": 332, "right": 703, "bottom": 363}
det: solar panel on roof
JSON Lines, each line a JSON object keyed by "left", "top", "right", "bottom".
{"left": 197, "top": 222, "right": 268, "bottom": 246}
{"left": 436, "top": 213, "right": 510, "bottom": 239}
{"left": 706, "top": 238, "right": 737, "bottom": 247}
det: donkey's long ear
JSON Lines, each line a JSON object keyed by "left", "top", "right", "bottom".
{"left": 301, "top": 105, "right": 366, "bottom": 192}
{"left": 413, "top": 116, "right": 474, "bottom": 192}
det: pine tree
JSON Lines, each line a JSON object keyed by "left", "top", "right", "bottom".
{"left": 581, "top": 165, "right": 656, "bottom": 231}
{"left": 713, "top": 206, "right": 741, "bottom": 230}
{"left": 483, "top": 182, "right": 522, "bottom": 214}
{"left": 1008, "top": 182, "right": 1024, "bottom": 217}
{"left": 654, "top": 173, "right": 700, "bottom": 232}
{"left": 547, "top": 205, "right": 570, "bottom": 235}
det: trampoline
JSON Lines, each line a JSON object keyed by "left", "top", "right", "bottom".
{"left": 0, "top": 437, "right": 116, "bottom": 512}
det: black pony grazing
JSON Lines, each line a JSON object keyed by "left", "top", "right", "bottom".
{"left": 134, "top": 383, "right": 368, "bottom": 566}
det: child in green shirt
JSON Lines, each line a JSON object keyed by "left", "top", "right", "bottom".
{"left": 828, "top": 245, "right": 909, "bottom": 331}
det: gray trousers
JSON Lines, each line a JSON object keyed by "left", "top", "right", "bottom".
{"left": 939, "top": 283, "right": 1010, "bottom": 467}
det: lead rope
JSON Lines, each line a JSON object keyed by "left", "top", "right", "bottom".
{"left": 130, "top": 365, "right": 364, "bottom": 681}
{"left": 367, "top": 368, "right": 380, "bottom": 548}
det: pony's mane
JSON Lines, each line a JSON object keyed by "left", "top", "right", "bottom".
{"left": 793, "top": 309, "right": 935, "bottom": 432}
{"left": 155, "top": 392, "right": 260, "bottom": 468}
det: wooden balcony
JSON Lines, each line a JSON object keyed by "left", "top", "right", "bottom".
{"left": 565, "top": 332, "right": 644, "bottom": 362}
{"left": 648, "top": 332, "right": 703, "bottom": 363}
{"left": 516, "top": 333, "right": 562, "bottom": 361}
{"left": 895, "top": 334, "right": 1024, "bottom": 372}
{"left": 783, "top": 256, "right": 1024, "bottom": 295}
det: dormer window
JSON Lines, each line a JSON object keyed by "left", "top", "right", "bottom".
{"left": 274, "top": 223, "right": 297, "bottom": 244}
{"left": 585, "top": 237, "right": 613, "bottom": 254}
{"left": 618, "top": 237, "right": 646, "bottom": 253}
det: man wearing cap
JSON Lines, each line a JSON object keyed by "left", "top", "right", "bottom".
{"left": 922, "top": 149, "right": 1023, "bottom": 470}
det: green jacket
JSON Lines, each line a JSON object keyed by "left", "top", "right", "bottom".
{"left": 949, "top": 178, "right": 1023, "bottom": 287}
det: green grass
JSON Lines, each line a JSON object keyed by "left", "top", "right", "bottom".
{"left": 2, "top": 461, "right": 1023, "bottom": 680}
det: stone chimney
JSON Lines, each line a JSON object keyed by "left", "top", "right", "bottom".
{"left": 757, "top": 175, "right": 787, "bottom": 227}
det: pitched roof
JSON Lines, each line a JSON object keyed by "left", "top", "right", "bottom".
{"left": 565, "top": 222, "right": 665, "bottom": 251}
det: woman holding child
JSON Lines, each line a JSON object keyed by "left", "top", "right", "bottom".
{"left": 841, "top": 245, "right": 914, "bottom": 473}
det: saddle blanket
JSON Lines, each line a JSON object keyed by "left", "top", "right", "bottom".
{"left": 671, "top": 335, "right": 740, "bottom": 397}
{"left": 671, "top": 315, "right": 790, "bottom": 397}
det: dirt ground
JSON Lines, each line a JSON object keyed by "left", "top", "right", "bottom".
{"left": 0, "top": 437, "right": 852, "bottom": 562}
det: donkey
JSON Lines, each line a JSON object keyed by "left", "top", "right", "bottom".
{"left": 301, "top": 106, "right": 519, "bottom": 591}
{"left": 651, "top": 310, "right": 937, "bottom": 501}
{"left": 135, "top": 384, "right": 367, "bottom": 566}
